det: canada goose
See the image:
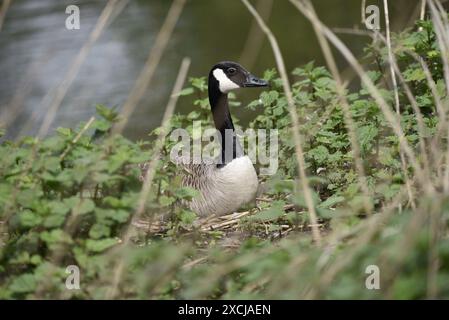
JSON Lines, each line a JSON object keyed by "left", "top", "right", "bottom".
{"left": 141, "top": 61, "right": 268, "bottom": 217}
{"left": 176, "top": 61, "right": 268, "bottom": 217}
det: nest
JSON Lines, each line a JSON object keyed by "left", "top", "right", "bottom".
{"left": 132, "top": 200, "right": 324, "bottom": 241}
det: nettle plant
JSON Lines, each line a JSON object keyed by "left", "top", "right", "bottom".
{"left": 0, "top": 106, "right": 150, "bottom": 297}
{"left": 0, "top": 19, "right": 449, "bottom": 299}
{"left": 244, "top": 20, "right": 443, "bottom": 218}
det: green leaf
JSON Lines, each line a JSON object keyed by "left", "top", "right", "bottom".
{"left": 263, "top": 68, "right": 277, "bottom": 81}
{"left": 89, "top": 224, "right": 111, "bottom": 239}
{"left": 190, "top": 77, "right": 207, "bottom": 92}
{"left": 179, "top": 87, "right": 194, "bottom": 96}
{"left": 9, "top": 274, "right": 36, "bottom": 293}
{"left": 108, "top": 152, "right": 129, "bottom": 173}
{"left": 403, "top": 67, "right": 426, "bottom": 82}
{"left": 19, "top": 210, "right": 43, "bottom": 228}
{"left": 85, "top": 238, "right": 118, "bottom": 253}
{"left": 178, "top": 209, "right": 197, "bottom": 225}
{"left": 175, "top": 187, "right": 199, "bottom": 201}
{"left": 95, "top": 208, "right": 130, "bottom": 223}
{"left": 78, "top": 199, "right": 95, "bottom": 215}
{"left": 56, "top": 127, "right": 72, "bottom": 137}
{"left": 40, "top": 229, "right": 73, "bottom": 245}
{"left": 357, "top": 125, "right": 378, "bottom": 151}
{"left": 92, "top": 119, "right": 112, "bottom": 132}
{"left": 64, "top": 197, "right": 95, "bottom": 215}
{"left": 249, "top": 201, "right": 285, "bottom": 222}
{"left": 319, "top": 195, "right": 345, "bottom": 208}
{"left": 159, "top": 195, "right": 176, "bottom": 206}
{"left": 308, "top": 145, "right": 329, "bottom": 164}
{"left": 260, "top": 91, "right": 279, "bottom": 106}
{"left": 96, "top": 104, "right": 119, "bottom": 122}
{"left": 293, "top": 190, "right": 321, "bottom": 208}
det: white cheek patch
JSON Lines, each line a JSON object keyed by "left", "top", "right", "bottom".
{"left": 213, "top": 68, "right": 240, "bottom": 93}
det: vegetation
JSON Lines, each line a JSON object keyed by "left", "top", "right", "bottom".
{"left": 1, "top": 19, "right": 449, "bottom": 299}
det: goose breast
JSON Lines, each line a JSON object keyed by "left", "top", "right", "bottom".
{"left": 187, "top": 156, "right": 258, "bottom": 217}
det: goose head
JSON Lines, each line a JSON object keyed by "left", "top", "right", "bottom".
{"left": 207, "top": 61, "right": 268, "bottom": 165}
{"left": 208, "top": 61, "right": 268, "bottom": 94}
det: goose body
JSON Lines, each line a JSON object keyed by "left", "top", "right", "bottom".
{"left": 139, "top": 62, "right": 268, "bottom": 217}
{"left": 178, "top": 155, "right": 259, "bottom": 217}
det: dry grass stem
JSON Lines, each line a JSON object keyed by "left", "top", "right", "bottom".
{"left": 302, "top": 0, "right": 372, "bottom": 214}
{"left": 37, "top": 0, "right": 126, "bottom": 139}
{"left": 241, "top": 0, "right": 322, "bottom": 245}
{"left": 113, "top": 0, "right": 186, "bottom": 134}
{"left": 384, "top": 1, "right": 418, "bottom": 208}
{"left": 60, "top": 116, "right": 96, "bottom": 161}
{"left": 290, "top": 0, "right": 432, "bottom": 193}
{"left": 106, "top": 57, "right": 191, "bottom": 299}
{"left": 239, "top": 0, "right": 273, "bottom": 69}
{"left": 0, "top": 0, "right": 11, "bottom": 31}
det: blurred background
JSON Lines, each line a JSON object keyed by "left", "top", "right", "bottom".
{"left": 0, "top": 0, "right": 424, "bottom": 140}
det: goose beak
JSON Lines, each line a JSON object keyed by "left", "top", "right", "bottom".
{"left": 243, "top": 74, "right": 269, "bottom": 88}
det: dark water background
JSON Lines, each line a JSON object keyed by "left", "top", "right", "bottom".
{"left": 0, "top": 0, "right": 422, "bottom": 140}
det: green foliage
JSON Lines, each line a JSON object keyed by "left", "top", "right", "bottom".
{"left": 1, "top": 19, "right": 449, "bottom": 299}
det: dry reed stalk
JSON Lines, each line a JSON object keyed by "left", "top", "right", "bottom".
{"left": 105, "top": 0, "right": 130, "bottom": 28}
{"left": 361, "top": 0, "right": 366, "bottom": 24}
{"left": 302, "top": 0, "right": 372, "bottom": 214}
{"left": 383, "top": 0, "right": 417, "bottom": 209}
{"left": 37, "top": 0, "right": 126, "bottom": 138}
{"left": 105, "top": 57, "right": 191, "bottom": 299}
{"left": 182, "top": 257, "right": 208, "bottom": 270}
{"left": 304, "top": 189, "right": 408, "bottom": 298}
{"left": 290, "top": 0, "right": 432, "bottom": 193}
{"left": 254, "top": 182, "right": 406, "bottom": 298}
{"left": 365, "top": 33, "right": 432, "bottom": 172}
{"left": 434, "top": 0, "right": 449, "bottom": 27}
{"left": 332, "top": 27, "right": 373, "bottom": 37}
{"left": 3, "top": 0, "right": 128, "bottom": 137}
{"left": 332, "top": 27, "right": 446, "bottom": 179}
{"left": 399, "top": 49, "right": 446, "bottom": 147}
{"left": 379, "top": 198, "right": 435, "bottom": 298}
{"left": 420, "top": 0, "right": 449, "bottom": 299}
{"left": 59, "top": 116, "right": 96, "bottom": 160}
{"left": 0, "top": 0, "right": 11, "bottom": 31}
{"left": 200, "top": 212, "right": 253, "bottom": 231}
{"left": 429, "top": 1, "right": 449, "bottom": 101}
{"left": 384, "top": 0, "right": 400, "bottom": 120}
{"left": 420, "top": 0, "right": 427, "bottom": 23}
{"left": 260, "top": 187, "right": 407, "bottom": 298}
{"left": 0, "top": 51, "right": 52, "bottom": 132}
{"left": 174, "top": 192, "right": 403, "bottom": 298}
{"left": 331, "top": 29, "right": 446, "bottom": 135}
{"left": 444, "top": 128, "right": 449, "bottom": 192}
{"left": 407, "top": 53, "right": 448, "bottom": 163}
{"left": 427, "top": 0, "right": 449, "bottom": 192}
{"left": 240, "top": 0, "right": 322, "bottom": 246}
{"left": 113, "top": 0, "right": 186, "bottom": 134}
{"left": 178, "top": 236, "right": 312, "bottom": 299}
{"left": 239, "top": 0, "right": 274, "bottom": 69}
{"left": 427, "top": 200, "right": 441, "bottom": 298}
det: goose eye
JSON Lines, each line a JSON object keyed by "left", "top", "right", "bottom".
{"left": 227, "top": 67, "right": 236, "bottom": 75}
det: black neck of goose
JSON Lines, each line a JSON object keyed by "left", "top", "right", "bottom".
{"left": 208, "top": 78, "right": 243, "bottom": 166}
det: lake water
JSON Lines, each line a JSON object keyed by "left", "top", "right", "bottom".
{"left": 0, "top": 0, "right": 421, "bottom": 140}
